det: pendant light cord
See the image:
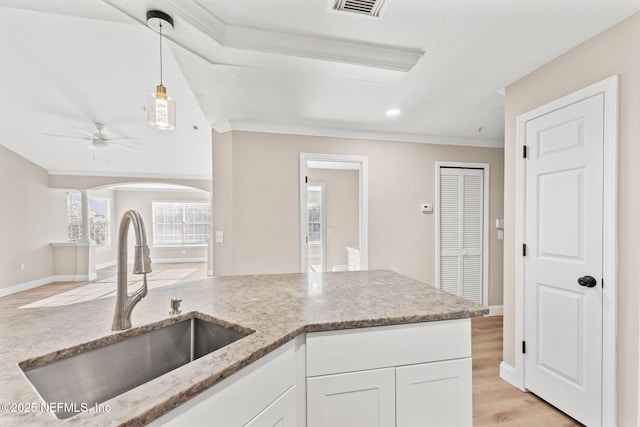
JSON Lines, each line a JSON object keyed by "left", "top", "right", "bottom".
{"left": 159, "top": 21, "right": 163, "bottom": 86}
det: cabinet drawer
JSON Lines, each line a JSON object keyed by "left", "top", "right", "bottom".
{"left": 307, "top": 319, "right": 470, "bottom": 377}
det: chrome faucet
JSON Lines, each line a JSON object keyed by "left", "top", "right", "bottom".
{"left": 112, "top": 210, "right": 152, "bottom": 331}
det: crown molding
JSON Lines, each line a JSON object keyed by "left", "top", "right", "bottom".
{"left": 223, "top": 25, "right": 423, "bottom": 72}
{"left": 47, "top": 169, "right": 212, "bottom": 180}
{"left": 103, "top": 0, "right": 423, "bottom": 73}
{"left": 224, "top": 120, "right": 504, "bottom": 148}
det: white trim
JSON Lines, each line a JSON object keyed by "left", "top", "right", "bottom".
{"left": 514, "top": 75, "right": 619, "bottom": 424}
{"left": 435, "top": 161, "right": 490, "bottom": 307}
{"left": 300, "top": 153, "right": 369, "bottom": 273}
{"left": 228, "top": 121, "right": 503, "bottom": 148}
{"left": 0, "top": 274, "right": 96, "bottom": 298}
{"left": 224, "top": 25, "right": 422, "bottom": 72}
{"left": 207, "top": 269, "right": 214, "bottom": 277}
{"left": 47, "top": 169, "right": 212, "bottom": 180}
{"left": 151, "top": 257, "right": 207, "bottom": 264}
{"left": 106, "top": 0, "right": 421, "bottom": 73}
{"left": 487, "top": 305, "right": 504, "bottom": 316}
{"left": 499, "top": 362, "right": 519, "bottom": 388}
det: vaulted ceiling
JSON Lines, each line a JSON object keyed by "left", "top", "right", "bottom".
{"left": 0, "top": 0, "right": 637, "bottom": 178}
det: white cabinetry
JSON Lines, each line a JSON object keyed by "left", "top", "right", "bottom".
{"left": 245, "top": 386, "right": 298, "bottom": 427}
{"left": 149, "top": 336, "right": 304, "bottom": 427}
{"left": 306, "top": 319, "right": 472, "bottom": 427}
{"left": 396, "top": 359, "right": 472, "bottom": 426}
{"left": 307, "top": 367, "right": 395, "bottom": 426}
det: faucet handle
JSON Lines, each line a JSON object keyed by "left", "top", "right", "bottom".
{"left": 169, "top": 298, "right": 182, "bottom": 315}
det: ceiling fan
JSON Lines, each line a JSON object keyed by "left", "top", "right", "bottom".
{"left": 43, "top": 123, "right": 140, "bottom": 151}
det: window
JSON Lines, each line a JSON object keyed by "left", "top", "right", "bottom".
{"left": 152, "top": 202, "right": 211, "bottom": 246}
{"left": 67, "top": 194, "right": 111, "bottom": 247}
{"left": 307, "top": 184, "right": 324, "bottom": 243}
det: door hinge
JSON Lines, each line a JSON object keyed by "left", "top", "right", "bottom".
{"left": 305, "top": 176, "right": 308, "bottom": 184}
{"left": 602, "top": 278, "right": 604, "bottom": 289}
{"left": 522, "top": 244, "right": 527, "bottom": 256}
{"left": 522, "top": 341, "right": 526, "bottom": 354}
{"left": 523, "top": 145, "right": 528, "bottom": 159}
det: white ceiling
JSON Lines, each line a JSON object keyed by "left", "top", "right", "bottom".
{"left": 0, "top": 0, "right": 638, "bottom": 179}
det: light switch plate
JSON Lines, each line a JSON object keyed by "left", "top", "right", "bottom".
{"left": 215, "top": 230, "right": 224, "bottom": 243}
{"left": 495, "top": 219, "right": 504, "bottom": 229}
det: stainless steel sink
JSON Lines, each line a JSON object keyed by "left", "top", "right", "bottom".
{"left": 19, "top": 314, "right": 252, "bottom": 419}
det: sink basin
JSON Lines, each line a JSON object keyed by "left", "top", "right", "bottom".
{"left": 19, "top": 313, "right": 252, "bottom": 419}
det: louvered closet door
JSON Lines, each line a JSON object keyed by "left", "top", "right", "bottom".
{"left": 438, "top": 168, "right": 484, "bottom": 304}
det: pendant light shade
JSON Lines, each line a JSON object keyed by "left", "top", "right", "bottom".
{"left": 146, "top": 10, "right": 175, "bottom": 130}
{"left": 148, "top": 85, "right": 175, "bottom": 130}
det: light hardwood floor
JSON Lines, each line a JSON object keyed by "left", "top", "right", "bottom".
{"left": 2, "top": 269, "right": 582, "bottom": 426}
{"left": 472, "top": 316, "right": 583, "bottom": 426}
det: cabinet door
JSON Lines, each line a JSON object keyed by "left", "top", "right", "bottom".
{"left": 396, "top": 358, "right": 472, "bottom": 427}
{"left": 245, "top": 386, "right": 297, "bottom": 427}
{"left": 307, "top": 367, "right": 395, "bottom": 427}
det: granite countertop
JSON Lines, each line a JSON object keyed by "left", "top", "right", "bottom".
{"left": 0, "top": 270, "right": 488, "bottom": 426}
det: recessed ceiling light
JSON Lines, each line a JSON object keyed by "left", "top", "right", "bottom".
{"left": 386, "top": 108, "right": 401, "bottom": 117}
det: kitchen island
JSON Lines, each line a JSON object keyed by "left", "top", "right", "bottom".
{"left": 0, "top": 270, "right": 487, "bottom": 426}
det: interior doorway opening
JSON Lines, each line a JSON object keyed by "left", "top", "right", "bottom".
{"left": 300, "top": 153, "right": 368, "bottom": 273}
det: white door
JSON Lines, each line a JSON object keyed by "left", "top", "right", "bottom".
{"left": 524, "top": 93, "right": 604, "bottom": 426}
{"left": 438, "top": 167, "right": 485, "bottom": 305}
{"left": 307, "top": 368, "right": 395, "bottom": 427}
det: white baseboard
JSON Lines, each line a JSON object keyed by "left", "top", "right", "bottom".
{"left": 487, "top": 305, "right": 504, "bottom": 316}
{"left": 0, "top": 273, "right": 97, "bottom": 298}
{"left": 151, "top": 257, "right": 207, "bottom": 264}
{"left": 207, "top": 269, "right": 214, "bottom": 277}
{"left": 499, "top": 362, "right": 520, "bottom": 389}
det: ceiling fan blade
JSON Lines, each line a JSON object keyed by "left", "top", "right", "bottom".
{"left": 71, "top": 127, "right": 96, "bottom": 138}
{"left": 110, "top": 141, "right": 141, "bottom": 152}
{"left": 107, "top": 137, "right": 141, "bottom": 142}
{"left": 43, "top": 133, "right": 91, "bottom": 140}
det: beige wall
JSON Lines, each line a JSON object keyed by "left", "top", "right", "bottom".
{"left": 503, "top": 12, "right": 640, "bottom": 425}
{"left": 307, "top": 168, "right": 359, "bottom": 270}
{"left": 114, "top": 189, "right": 210, "bottom": 262}
{"left": 0, "top": 145, "right": 56, "bottom": 290}
{"left": 212, "top": 130, "right": 504, "bottom": 306}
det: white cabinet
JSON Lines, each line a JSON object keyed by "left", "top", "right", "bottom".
{"left": 149, "top": 336, "right": 304, "bottom": 427}
{"left": 307, "top": 368, "right": 395, "bottom": 427}
{"left": 396, "top": 359, "right": 472, "bottom": 427}
{"left": 306, "top": 319, "right": 472, "bottom": 427}
{"left": 150, "top": 320, "right": 472, "bottom": 427}
{"left": 245, "top": 386, "right": 297, "bottom": 427}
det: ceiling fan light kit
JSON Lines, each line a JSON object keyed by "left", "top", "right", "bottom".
{"left": 146, "top": 10, "right": 176, "bottom": 131}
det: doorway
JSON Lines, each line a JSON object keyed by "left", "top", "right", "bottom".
{"left": 514, "top": 76, "right": 618, "bottom": 426}
{"left": 299, "top": 153, "right": 368, "bottom": 273}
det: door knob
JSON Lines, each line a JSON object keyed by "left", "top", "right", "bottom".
{"left": 577, "top": 275, "right": 597, "bottom": 288}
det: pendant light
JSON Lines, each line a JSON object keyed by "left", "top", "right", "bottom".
{"left": 146, "top": 10, "right": 175, "bottom": 130}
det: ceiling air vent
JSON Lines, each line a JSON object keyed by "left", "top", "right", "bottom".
{"left": 332, "top": 0, "right": 388, "bottom": 17}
